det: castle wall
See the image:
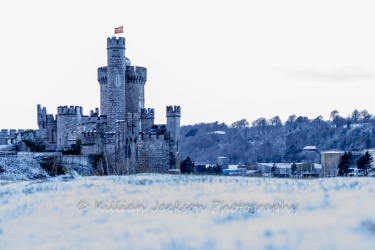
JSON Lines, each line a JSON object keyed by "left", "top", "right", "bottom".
{"left": 136, "top": 134, "right": 169, "bottom": 174}
{"left": 115, "top": 132, "right": 169, "bottom": 174}
{"left": 0, "top": 129, "right": 24, "bottom": 146}
{"left": 80, "top": 115, "right": 107, "bottom": 132}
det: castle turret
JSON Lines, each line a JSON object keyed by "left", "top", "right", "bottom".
{"left": 37, "top": 104, "right": 57, "bottom": 147}
{"left": 125, "top": 66, "right": 147, "bottom": 114}
{"left": 140, "top": 108, "right": 155, "bottom": 131}
{"left": 166, "top": 106, "right": 181, "bottom": 171}
{"left": 37, "top": 104, "right": 47, "bottom": 129}
{"left": 56, "top": 105, "right": 83, "bottom": 149}
{"left": 106, "top": 36, "right": 126, "bottom": 130}
{"left": 97, "top": 66, "right": 108, "bottom": 116}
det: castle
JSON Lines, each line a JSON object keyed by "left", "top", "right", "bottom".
{"left": 1, "top": 36, "right": 181, "bottom": 174}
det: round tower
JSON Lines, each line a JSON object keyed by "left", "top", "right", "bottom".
{"left": 125, "top": 66, "right": 147, "bottom": 114}
{"left": 106, "top": 36, "right": 126, "bottom": 130}
{"left": 166, "top": 106, "right": 181, "bottom": 171}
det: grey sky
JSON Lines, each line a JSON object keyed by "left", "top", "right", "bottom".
{"left": 1, "top": 0, "right": 375, "bottom": 129}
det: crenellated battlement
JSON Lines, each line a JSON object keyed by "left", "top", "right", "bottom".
{"left": 98, "top": 67, "right": 107, "bottom": 84}
{"left": 166, "top": 106, "right": 181, "bottom": 117}
{"left": 82, "top": 129, "right": 115, "bottom": 144}
{"left": 141, "top": 108, "right": 155, "bottom": 119}
{"left": 107, "top": 36, "right": 125, "bottom": 49}
{"left": 141, "top": 132, "right": 165, "bottom": 142}
{"left": 81, "top": 130, "right": 96, "bottom": 145}
{"left": 125, "top": 66, "right": 147, "bottom": 83}
{"left": 46, "top": 114, "right": 56, "bottom": 124}
{"left": 57, "top": 106, "right": 83, "bottom": 115}
{"left": 90, "top": 108, "right": 99, "bottom": 117}
{"left": 0, "top": 129, "right": 24, "bottom": 137}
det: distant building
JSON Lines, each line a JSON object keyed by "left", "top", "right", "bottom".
{"left": 217, "top": 157, "right": 229, "bottom": 169}
{"left": 222, "top": 165, "right": 247, "bottom": 175}
{"left": 320, "top": 150, "right": 371, "bottom": 177}
{"left": 257, "top": 163, "right": 321, "bottom": 177}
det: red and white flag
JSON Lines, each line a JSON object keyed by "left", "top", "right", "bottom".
{"left": 115, "top": 26, "right": 123, "bottom": 34}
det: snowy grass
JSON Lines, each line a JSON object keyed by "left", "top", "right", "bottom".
{"left": 0, "top": 157, "right": 49, "bottom": 181}
{"left": 0, "top": 175, "right": 374, "bottom": 249}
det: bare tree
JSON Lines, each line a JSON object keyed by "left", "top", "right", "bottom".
{"left": 312, "top": 115, "right": 323, "bottom": 124}
{"left": 231, "top": 119, "right": 249, "bottom": 129}
{"left": 252, "top": 118, "right": 268, "bottom": 135}
{"left": 330, "top": 110, "right": 339, "bottom": 120}
{"left": 360, "top": 110, "right": 371, "bottom": 123}
{"left": 352, "top": 109, "right": 360, "bottom": 125}
{"left": 287, "top": 115, "right": 296, "bottom": 123}
{"left": 269, "top": 116, "right": 282, "bottom": 127}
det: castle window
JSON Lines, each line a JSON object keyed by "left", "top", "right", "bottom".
{"left": 43, "top": 121, "right": 45, "bottom": 129}
{"left": 113, "top": 50, "right": 119, "bottom": 57}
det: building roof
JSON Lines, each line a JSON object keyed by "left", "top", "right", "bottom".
{"left": 303, "top": 146, "right": 317, "bottom": 150}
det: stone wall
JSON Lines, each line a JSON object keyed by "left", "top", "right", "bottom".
{"left": 137, "top": 135, "right": 169, "bottom": 174}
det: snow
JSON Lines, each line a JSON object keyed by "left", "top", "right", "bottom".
{"left": 0, "top": 175, "right": 375, "bottom": 249}
{"left": 0, "top": 157, "right": 49, "bottom": 181}
{"left": 207, "top": 131, "right": 226, "bottom": 135}
{"left": 0, "top": 145, "right": 12, "bottom": 150}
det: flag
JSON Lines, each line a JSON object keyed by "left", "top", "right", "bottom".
{"left": 115, "top": 26, "right": 123, "bottom": 34}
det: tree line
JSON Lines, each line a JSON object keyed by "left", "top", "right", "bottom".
{"left": 337, "top": 151, "right": 373, "bottom": 176}
{"left": 180, "top": 109, "right": 375, "bottom": 165}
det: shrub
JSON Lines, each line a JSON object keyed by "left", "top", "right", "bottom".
{"left": 88, "top": 153, "right": 103, "bottom": 168}
{"left": 181, "top": 157, "right": 194, "bottom": 174}
{"left": 39, "top": 155, "right": 64, "bottom": 176}
{"left": 20, "top": 129, "right": 45, "bottom": 152}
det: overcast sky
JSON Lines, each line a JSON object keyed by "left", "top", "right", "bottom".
{"left": 1, "top": 0, "right": 375, "bottom": 129}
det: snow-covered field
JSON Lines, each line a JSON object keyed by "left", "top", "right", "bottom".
{"left": 0, "top": 174, "right": 375, "bottom": 249}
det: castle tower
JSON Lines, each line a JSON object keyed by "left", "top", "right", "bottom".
{"left": 37, "top": 104, "right": 47, "bottom": 129}
{"left": 56, "top": 106, "right": 82, "bottom": 149}
{"left": 125, "top": 66, "right": 147, "bottom": 114}
{"left": 98, "top": 66, "right": 107, "bottom": 116}
{"left": 140, "top": 108, "right": 155, "bottom": 131}
{"left": 166, "top": 106, "right": 181, "bottom": 170}
{"left": 106, "top": 36, "right": 126, "bottom": 130}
